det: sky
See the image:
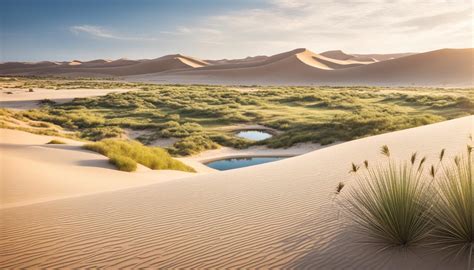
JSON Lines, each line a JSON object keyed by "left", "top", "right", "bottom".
{"left": 0, "top": 0, "right": 472, "bottom": 61}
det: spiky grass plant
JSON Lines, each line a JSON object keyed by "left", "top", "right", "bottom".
{"left": 344, "top": 146, "right": 434, "bottom": 248}
{"left": 431, "top": 147, "right": 473, "bottom": 266}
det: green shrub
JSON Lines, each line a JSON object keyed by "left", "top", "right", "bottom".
{"left": 84, "top": 139, "right": 195, "bottom": 172}
{"left": 343, "top": 146, "right": 434, "bottom": 247}
{"left": 432, "top": 148, "right": 473, "bottom": 263}
{"left": 168, "top": 135, "right": 219, "bottom": 156}
{"left": 80, "top": 126, "right": 123, "bottom": 140}
{"left": 47, "top": 139, "right": 66, "bottom": 144}
{"left": 109, "top": 155, "right": 137, "bottom": 172}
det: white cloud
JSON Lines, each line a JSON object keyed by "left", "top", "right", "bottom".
{"left": 70, "top": 25, "right": 158, "bottom": 41}
{"left": 160, "top": 0, "right": 473, "bottom": 57}
{"left": 69, "top": 0, "right": 473, "bottom": 59}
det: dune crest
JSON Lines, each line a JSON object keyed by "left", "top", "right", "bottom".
{"left": 0, "top": 48, "right": 472, "bottom": 86}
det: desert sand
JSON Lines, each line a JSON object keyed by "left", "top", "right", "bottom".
{"left": 0, "top": 129, "right": 198, "bottom": 208}
{"left": 0, "top": 88, "right": 136, "bottom": 110}
{"left": 1, "top": 116, "right": 472, "bottom": 268}
{"left": 130, "top": 48, "right": 474, "bottom": 86}
{"left": 1, "top": 48, "right": 472, "bottom": 86}
{"left": 0, "top": 54, "right": 208, "bottom": 77}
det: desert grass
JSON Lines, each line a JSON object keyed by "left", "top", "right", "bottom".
{"left": 343, "top": 146, "right": 434, "bottom": 248}
{"left": 84, "top": 139, "right": 195, "bottom": 172}
{"left": 343, "top": 145, "right": 474, "bottom": 267}
{"left": 47, "top": 139, "right": 66, "bottom": 144}
{"left": 108, "top": 155, "right": 137, "bottom": 172}
{"left": 3, "top": 77, "right": 473, "bottom": 156}
{"left": 431, "top": 147, "right": 473, "bottom": 266}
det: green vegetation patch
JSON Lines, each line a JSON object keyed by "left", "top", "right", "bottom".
{"left": 341, "top": 145, "right": 473, "bottom": 265}
{"left": 83, "top": 139, "right": 195, "bottom": 172}
{"left": 47, "top": 139, "right": 66, "bottom": 144}
{"left": 3, "top": 78, "right": 473, "bottom": 156}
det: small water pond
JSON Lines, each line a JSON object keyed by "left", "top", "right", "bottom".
{"left": 236, "top": 130, "right": 273, "bottom": 141}
{"left": 205, "top": 156, "right": 287, "bottom": 171}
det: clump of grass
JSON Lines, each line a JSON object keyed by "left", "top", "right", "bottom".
{"left": 30, "top": 121, "right": 51, "bottom": 128}
{"left": 47, "top": 139, "right": 66, "bottom": 144}
{"left": 84, "top": 139, "right": 195, "bottom": 172}
{"left": 431, "top": 147, "right": 473, "bottom": 265}
{"left": 335, "top": 182, "right": 345, "bottom": 194}
{"left": 109, "top": 155, "right": 137, "bottom": 172}
{"left": 168, "top": 135, "right": 219, "bottom": 156}
{"left": 344, "top": 146, "right": 433, "bottom": 248}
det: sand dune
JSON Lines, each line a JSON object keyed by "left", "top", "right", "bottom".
{"left": 320, "top": 50, "right": 415, "bottom": 62}
{"left": 321, "top": 50, "right": 378, "bottom": 63}
{"left": 99, "top": 58, "right": 139, "bottom": 67}
{"left": 1, "top": 48, "right": 472, "bottom": 86}
{"left": 130, "top": 48, "right": 474, "bottom": 86}
{"left": 0, "top": 88, "right": 137, "bottom": 110}
{"left": 0, "top": 61, "right": 58, "bottom": 70}
{"left": 0, "top": 129, "right": 196, "bottom": 208}
{"left": 77, "top": 54, "right": 208, "bottom": 76}
{"left": 68, "top": 60, "right": 82, "bottom": 66}
{"left": 352, "top": 52, "right": 415, "bottom": 61}
{"left": 0, "top": 54, "right": 208, "bottom": 76}
{"left": 0, "top": 116, "right": 472, "bottom": 268}
{"left": 193, "top": 48, "right": 368, "bottom": 72}
{"left": 80, "top": 59, "right": 111, "bottom": 67}
{"left": 206, "top": 55, "right": 269, "bottom": 65}
{"left": 320, "top": 50, "right": 356, "bottom": 60}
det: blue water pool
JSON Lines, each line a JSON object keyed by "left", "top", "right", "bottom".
{"left": 205, "top": 156, "right": 287, "bottom": 171}
{"left": 236, "top": 130, "right": 273, "bottom": 141}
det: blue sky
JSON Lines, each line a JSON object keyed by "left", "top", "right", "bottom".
{"left": 1, "top": 0, "right": 472, "bottom": 61}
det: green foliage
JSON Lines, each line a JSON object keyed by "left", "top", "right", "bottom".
{"left": 47, "top": 139, "right": 66, "bottom": 144}
{"left": 109, "top": 155, "right": 137, "bottom": 172}
{"left": 84, "top": 139, "right": 195, "bottom": 172}
{"left": 432, "top": 149, "right": 473, "bottom": 262}
{"left": 168, "top": 135, "right": 219, "bottom": 156}
{"left": 80, "top": 126, "right": 123, "bottom": 140}
{"left": 5, "top": 78, "right": 472, "bottom": 156}
{"left": 344, "top": 146, "right": 434, "bottom": 247}
{"left": 343, "top": 145, "right": 474, "bottom": 266}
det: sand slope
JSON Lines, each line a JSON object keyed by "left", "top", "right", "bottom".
{"left": 0, "top": 129, "right": 196, "bottom": 208}
{"left": 0, "top": 88, "right": 138, "bottom": 110}
{"left": 320, "top": 50, "right": 414, "bottom": 62}
{"left": 1, "top": 48, "right": 471, "bottom": 86}
{"left": 1, "top": 116, "right": 472, "bottom": 268}
{"left": 131, "top": 48, "right": 474, "bottom": 86}
{"left": 0, "top": 54, "right": 208, "bottom": 76}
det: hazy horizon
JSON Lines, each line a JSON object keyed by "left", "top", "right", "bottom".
{"left": 1, "top": 0, "right": 472, "bottom": 62}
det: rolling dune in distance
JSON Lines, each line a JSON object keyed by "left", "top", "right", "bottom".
{"left": 1, "top": 48, "right": 472, "bottom": 86}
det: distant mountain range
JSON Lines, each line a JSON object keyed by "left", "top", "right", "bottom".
{"left": 1, "top": 48, "right": 472, "bottom": 87}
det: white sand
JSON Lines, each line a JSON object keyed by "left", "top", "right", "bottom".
{"left": 0, "top": 129, "right": 197, "bottom": 208}
{"left": 1, "top": 48, "right": 472, "bottom": 86}
{"left": 129, "top": 48, "right": 474, "bottom": 87}
{"left": 0, "top": 88, "right": 136, "bottom": 110}
{"left": 1, "top": 116, "right": 472, "bottom": 268}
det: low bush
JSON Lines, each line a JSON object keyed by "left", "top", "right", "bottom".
{"left": 432, "top": 148, "right": 473, "bottom": 263}
{"left": 109, "top": 155, "right": 137, "bottom": 172}
{"left": 47, "top": 139, "right": 66, "bottom": 144}
{"left": 84, "top": 139, "right": 195, "bottom": 172}
{"left": 343, "top": 146, "right": 434, "bottom": 247}
{"left": 342, "top": 146, "right": 474, "bottom": 266}
{"left": 168, "top": 135, "right": 219, "bottom": 156}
